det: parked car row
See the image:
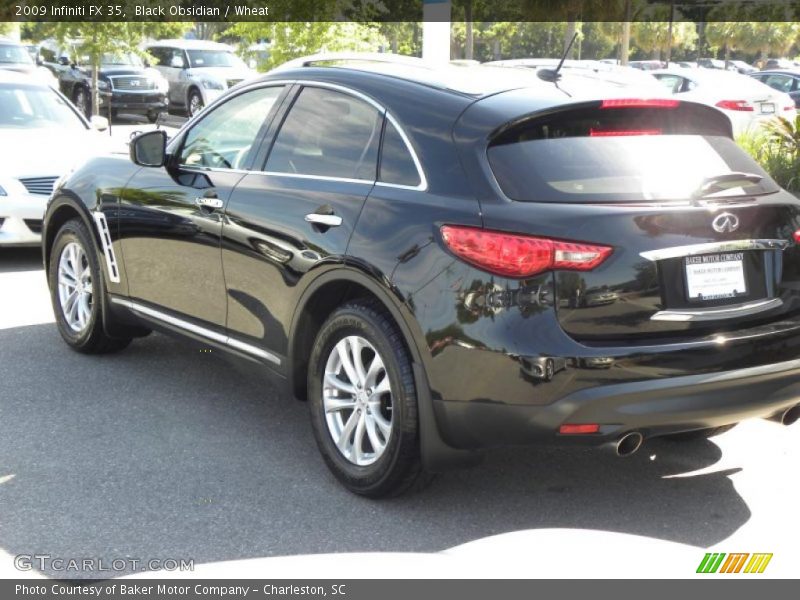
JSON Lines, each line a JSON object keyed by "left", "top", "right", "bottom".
{"left": 13, "top": 38, "right": 258, "bottom": 121}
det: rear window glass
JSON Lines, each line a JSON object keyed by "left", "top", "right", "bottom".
{"left": 487, "top": 103, "right": 779, "bottom": 202}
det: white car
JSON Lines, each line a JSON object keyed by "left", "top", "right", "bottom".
{"left": 651, "top": 67, "right": 797, "bottom": 135}
{"left": 144, "top": 39, "right": 257, "bottom": 117}
{"left": 486, "top": 58, "right": 665, "bottom": 91}
{"left": 0, "top": 71, "right": 109, "bottom": 246}
{"left": 0, "top": 38, "right": 58, "bottom": 87}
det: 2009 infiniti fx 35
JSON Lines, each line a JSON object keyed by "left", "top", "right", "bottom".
{"left": 43, "top": 54, "right": 800, "bottom": 497}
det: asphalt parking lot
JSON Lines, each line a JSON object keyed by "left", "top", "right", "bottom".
{"left": 1, "top": 244, "right": 799, "bottom": 578}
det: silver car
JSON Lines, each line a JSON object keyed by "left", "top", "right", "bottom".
{"left": 145, "top": 39, "right": 256, "bottom": 117}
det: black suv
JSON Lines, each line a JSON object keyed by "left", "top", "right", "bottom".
{"left": 40, "top": 43, "right": 168, "bottom": 121}
{"left": 42, "top": 56, "right": 800, "bottom": 497}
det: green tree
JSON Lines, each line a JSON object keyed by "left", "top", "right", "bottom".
{"left": 0, "top": 22, "right": 17, "bottom": 38}
{"left": 631, "top": 21, "right": 697, "bottom": 61}
{"left": 739, "top": 22, "right": 800, "bottom": 63}
{"left": 226, "top": 22, "right": 389, "bottom": 71}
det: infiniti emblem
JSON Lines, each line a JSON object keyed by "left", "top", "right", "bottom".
{"left": 712, "top": 212, "right": 740, "bottom": 233}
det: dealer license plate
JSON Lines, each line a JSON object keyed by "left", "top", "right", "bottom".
{"left": 685, "top": 253, "right": 747, "bottom": 301}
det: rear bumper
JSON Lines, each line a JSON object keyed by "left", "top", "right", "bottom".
{"left": 433, "top": 358, "right": 800, "bottom": 449}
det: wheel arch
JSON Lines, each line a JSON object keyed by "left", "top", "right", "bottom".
{"left": 287, "top": 267, "right": 425, "bottom": 403}
{"left": 288, "top": 265, "right": 481, "bottom": 472}
{"left": 43, "top": 195, "right": 99, "bottom": 278}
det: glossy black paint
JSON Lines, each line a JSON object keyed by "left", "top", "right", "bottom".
{"left": 43, "top": 65, "right": 800, "bottom": 468}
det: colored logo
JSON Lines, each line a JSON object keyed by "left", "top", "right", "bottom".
{"left": 697, "top": 552, "right": 773, "bottom": 574}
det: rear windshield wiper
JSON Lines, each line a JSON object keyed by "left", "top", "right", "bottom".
{"left": 692, "top": 172, "right": 763, "bottom": 199}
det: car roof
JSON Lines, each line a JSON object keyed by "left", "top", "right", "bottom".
{"left": 266, "top": 57, "right": 662, "bottom": 99}
{"left": 0, "top": 38, "right": 22, "bottom": 46}
{"left": 256, "top": 61, "right": 678, "bottom": 140}
{"left": 146, "top": 39, "right": 233, "bottom": 51}
{"left": 755, "top": 69, "right": 800, "bottom": 76}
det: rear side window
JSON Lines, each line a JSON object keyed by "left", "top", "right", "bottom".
{"left": 764, "top": 74, "right": 794, "bottom": 93}
{"left": 487, "top": 102, "right": 779, "bottom": 203}
{"left": 266, "top": 86, "right": 383, "bottom": 181}
{"left": 379, "top": 120, "right": 421, "bottom": 188}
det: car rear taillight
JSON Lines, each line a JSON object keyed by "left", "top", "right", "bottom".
{"left": 715, "top": 100, "right": 754, "bottom": 112}
{"left": 590, "top": 128, "right": 662, "bottom": 137}
{"left": 600, "top": 98, "right": 679, "bottom": 109}
{"left": 440, "top": 226, "right": 613, "bottom": 278}
{"left": 785, "top": 105, "right": 796, "bottom": 111}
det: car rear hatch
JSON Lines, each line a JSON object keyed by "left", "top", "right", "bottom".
{"left": 461, "top": 95, "right": 800, "bottom": 342}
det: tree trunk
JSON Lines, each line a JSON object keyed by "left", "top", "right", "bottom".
{"left": 621, "top": 0, "right": 632, "bottom": 66}
{"left": 91, "top": 26, "right": 99, "bottom": 117}
{"left": 493, "top": 39, "right": 501, "bottom": 61}
{"left": 465, "top": 0, "right": 474, "bottom": 60}
{"left": 665, "top": 9, "right": 674, "bottom": 65}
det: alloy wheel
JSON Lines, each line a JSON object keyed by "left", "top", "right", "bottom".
{"left": 57, "top": 242, "right": 93, "bottom": 333}
{"left": 189, "top": 93, "right": 203, "bottom": 116}
{"left": 322, "top": 335, "right": 393, "bottom": 466}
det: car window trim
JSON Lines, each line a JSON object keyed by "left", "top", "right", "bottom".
{"left": 172, "top": 82, "right": 291, "bottom": 173}
{"left": 255, "top": 80, "right": 428, "bottom": 191}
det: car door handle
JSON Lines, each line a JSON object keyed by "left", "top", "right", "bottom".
{"left": 304, "top": 213, "right": 342, "bottom": 227}
{"left": 195, "top": 196, "right": 223, "bottom": 210}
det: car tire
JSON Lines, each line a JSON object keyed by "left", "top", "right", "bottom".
{"left": 48, "top": 218, "right": 132, "bottom": 354}
{"left": 664, "top": 423, "right": 737, "bottom": 441}
{"left": 187, "top": 89, "right": 203, "bottom": 117}
{"left": 307, "top": 299, "right": 427, "bottom": 498}
{"left": 73, "top": 87, "right": 90, "bottom": 117}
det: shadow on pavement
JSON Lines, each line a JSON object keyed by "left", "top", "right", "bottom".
{"left": 0, "top": 323, "right": 749, "bottom": 579}
{"left": 0, "top": 248, "right": 43, "bottom": 273}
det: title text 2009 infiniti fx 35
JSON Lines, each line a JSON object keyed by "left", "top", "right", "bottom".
{"left": 42, "top": 57, "right": 800, "bottom": 497}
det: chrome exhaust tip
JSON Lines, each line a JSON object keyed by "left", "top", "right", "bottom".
{"left": 615, "top": 432, "right": 644, "bottom": 457}
{"left": 770, "top": 405, "right": 800, "bottom": 426}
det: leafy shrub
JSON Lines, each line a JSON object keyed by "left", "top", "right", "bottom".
{"left": 737, "top": 114, "right": 800, "bottom": 193}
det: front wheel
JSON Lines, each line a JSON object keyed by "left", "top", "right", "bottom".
{"left": 187, "top": 89, "right": 203, "bottom": 117}
{"left": 48, "top": 219, "right": 131, "bottom": 354}
{"left": 73, "top": 87, "right": 90, "bottom": 117}
{"left": 308, "top": 299, "right": 426, "bottom": 498}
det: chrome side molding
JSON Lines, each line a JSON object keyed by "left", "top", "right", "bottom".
{"left": 92, "top": 211, "right": 120, "bottom": 283}
{"left": 110, "top": 298, "right": 281, "bottom": 366}
{"left": 651, "top": 297, "right": 784, "bottom": 322}
{"left": 640, "top": 239, "right": 789, "bottom": 262}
